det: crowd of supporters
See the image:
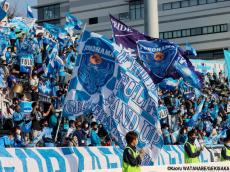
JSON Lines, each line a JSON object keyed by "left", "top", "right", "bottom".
{"left": 0, "top": 24, "right": 229, "bottom": 148}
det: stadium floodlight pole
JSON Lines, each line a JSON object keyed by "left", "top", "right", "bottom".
{"left": 144, "top": 0, "right": 159, "bottom": 38}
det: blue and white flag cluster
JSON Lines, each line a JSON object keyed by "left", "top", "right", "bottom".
{"left": 63, "top": 31, "right": 163, "bottom": 164}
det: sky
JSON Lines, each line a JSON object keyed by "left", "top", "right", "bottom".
{"left": 6, "top": 0, "right": 37, "bottom": 18}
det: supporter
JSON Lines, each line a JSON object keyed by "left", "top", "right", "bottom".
{"left": 30, "top": 71, "right": 39, "bottom": 101}
{"left": 32, "top": 119, "right": 54, "bottom": 147}
{"left": 14, "top": 126, "right": 25, "bottom": 147}
{"left": 90, "top": 122, "right": 101, "bottom": 146}
{"left": 73, "top": 121, "right": 86, "bottom": 146}
{"left": 0, "top": 130, "right": 14, "bottom": 147}
{"left": 178, "top": 127, "right": 187, "bottom": 145}
{"left": 122, "top": 131, "right": 144, "bottom": 172}
{"left": 162, "top": 125, "right": 171, "bottom": 145}
{"left": 12, "top": 105, "right": 24, "bottom": 128}
{"left": 31, "top": 102, "right": 43, "bottom": 139}
{"left": 82, "top": 121, "right": 90, "bottom": 138}
{"left": 66, "top": 120, "right": 75, "bottom": 138}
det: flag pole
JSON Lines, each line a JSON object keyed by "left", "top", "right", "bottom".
{"left": 54, "top": 109, "right": 62, "bottom": 143}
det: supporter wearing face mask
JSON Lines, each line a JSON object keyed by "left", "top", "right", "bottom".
{"left": 73, "top": 121, "right": 87, "bottom": 146}
{"left": 30, "top": 71, "right": 39, "bottom": 101}
{"left": 31, "top": 102, "right": 43, "bottom": 139}
{"left": 32, "top": 119, "right": 54, "bottom": 147}
{"left": 12, "top": 105, "right": 24, "bottom": 128}
{"left": 65, "top": 120, "right": 75, "bottom": 138}
{"left": 90, "top": 122, "right": 101, "bottom": 146}
{"left": 184, "top": 129, "right": 203, "bottom": 164}
{"left": 14, "top": 126, "right": 24, "bottom": 147}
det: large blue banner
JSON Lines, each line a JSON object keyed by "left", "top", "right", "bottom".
{"left": 63, "top": 31, "right": 163, "bottom": 164}
{"left": 0, "top": 146, "right": 214, "bottom": 172}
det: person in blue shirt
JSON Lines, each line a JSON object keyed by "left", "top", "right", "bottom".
{"left": 90, "top": 122, "right": 101, "bottom": 146}
{"left": 5, "top": 47, "right": 11, "bottom": 65}
{"left": 162, "top": 125, "right": 172, "bottom": 145}
{"left": 32, "top": 119, "right": 54, "bottom": 147}
{"left": 14, "top": 126, "right": 25, "bottom": 147}
{"left": 178, "top": 127, "right": 188, "bottom": 144}
{"left": 12, "top": 105, "right": 24, "bottom": 127}
{"left": 0, "top": 131, "right": 14, "bottom": 147}
{"left": 9, "top": 27, "right": 17, "bottom": 52}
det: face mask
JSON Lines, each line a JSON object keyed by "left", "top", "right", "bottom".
{"left": 85, "top": 124, "right": 88, "bottom": 128}
{"left": 226, "top": 143, "right": 230, "bottom": 147}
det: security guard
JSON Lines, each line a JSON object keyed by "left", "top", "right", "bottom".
{"left": 123, "top": 131, "right": 144, "bottom": 172}
{"left": 221, "top": 129, "right": 230, "bottom": 161}
{"left": 184, "top": 129, "right": 203, "bottom": 163}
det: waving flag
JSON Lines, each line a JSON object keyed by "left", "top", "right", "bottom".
{"left": 110, "top": 15, "right": 154, "bottom": 54}
{"left": 137, "top": 40, "right": 203, "bottom": 89}
{"left": 63, "top": 30, "right": 163, "bottom": 165}
{"left": 8, "top": 17, "right": 30, "bottom": 33}
{"left": 44, "top": 23, "right": 67, "bottom": 39}
{"left": 186, "top": 42, "right": 197, "bottom": 57}
{"left": 0, "top": 2, "right": 6, "bottom": 21}
{"left": 65, "top": 13, "right": 83, "bottom": 30}
{"left": 187, "top": 99, "right": 205, "bottom": 127}
{"left": 110, "top": 15, "right": 203, "bottom": 89}
{"left": 224, "top": 50, "right": 230, "bottom": 87}
{"left": 27, "top": 5, "right": 34, "bottom": 18}
{"left": 158, "top": 78, "right": 179, "bottom": 91}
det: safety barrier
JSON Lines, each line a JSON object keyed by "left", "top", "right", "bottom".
{"left": 0, "top": 145, "right": 223, "bottom": 172}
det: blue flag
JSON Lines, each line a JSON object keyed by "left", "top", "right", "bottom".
{"left": 43, "top": 23, "right": 67, "bottom": 39}
{"left": 65, "top": 13, "right": 83, "bottom": 31}
{"left": 158, "top": 78, "right": 179, "bottom": 91}
{"left": 0, "top": 2, "right": 6, "bottom": 21}
{"left": 63, "top": 30, "right": 163, "bottom": 164}
{"left": 137, "top": 40, "right": 203, "bottom": 89}
{"left": 224, "top": 50, "right": 230, "bottom": 87}
{"left": 27, "top": 5, "right": 34, "bottom": 18}
{"left": 186, "top": 42, "right": 197, "bottom": 57}
{"left": 187, "top": 99, "right": 205, "bottom": 127}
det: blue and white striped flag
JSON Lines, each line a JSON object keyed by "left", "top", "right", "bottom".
{"left": 27, "top": 5, "right": 34, "bottom": 18}
{"left": 63, "top": 30, "right": 163, "bottom": 165}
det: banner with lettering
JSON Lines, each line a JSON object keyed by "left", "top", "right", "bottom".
{"left": 20, "top": 54, "right": 34, "bottom": 73}
{"left": 0, "top": 146, "right": 215, "bottom": 172}
{"left": 137, "top": 40, "right": 203, "bottom": 89}
{"left": 63, "top": 30, "right": 163, "bottom": 164}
